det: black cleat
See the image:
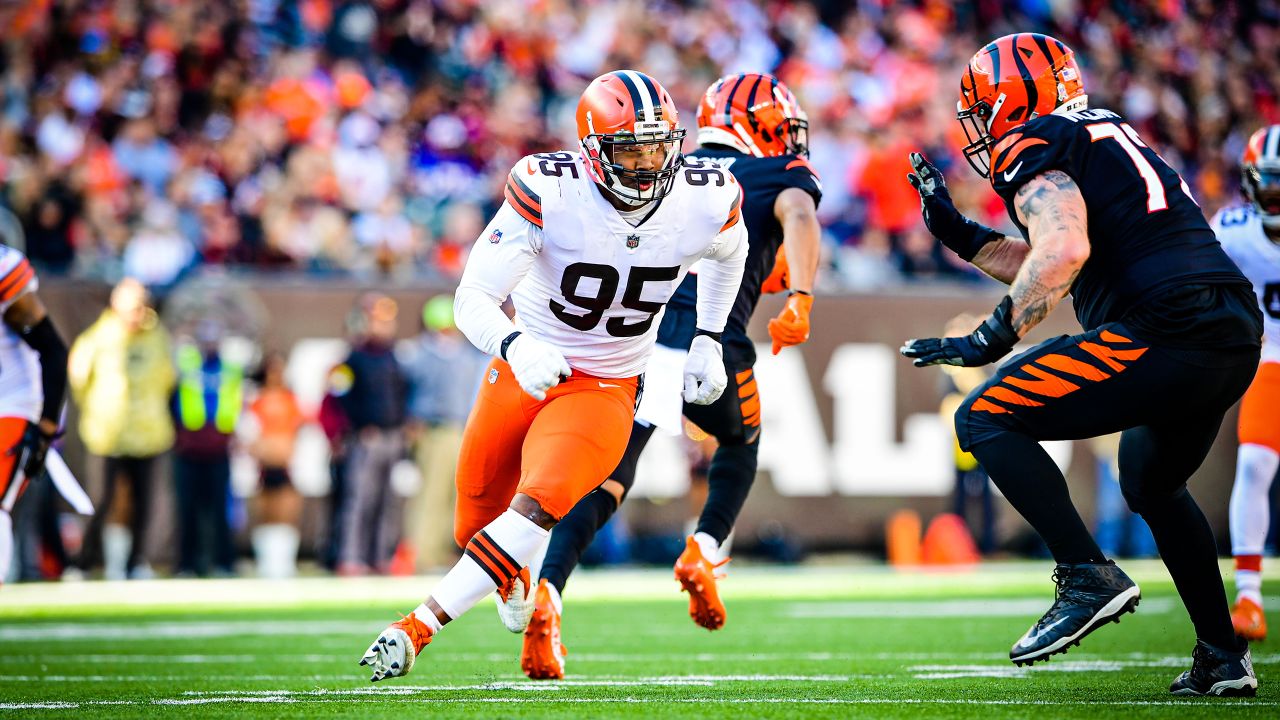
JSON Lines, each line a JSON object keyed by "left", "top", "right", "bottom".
{"left": 1170, "top": 640, "right": 1258, "bottom": 697}
{"left": 1010, "top": 561, "right": 1140, "bottom": 666}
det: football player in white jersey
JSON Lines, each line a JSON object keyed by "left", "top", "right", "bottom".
{"left": 1213, "top": 124, "right": 1280, "bottom": 641}
{"left": 359, "top": 70, "right": 747, "bottom": 681}
{"left": 0, "top": 248, "right": 69, "bottom": 585}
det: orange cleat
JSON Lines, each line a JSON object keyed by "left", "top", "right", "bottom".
{"left": 521, "top": 579, "right": 567, "bottom": 679}
{"left": 359, "top": 611, "right": 434, "bottom": 682}
{"left": 1231, "top": 597, "right": 1267, "bottom": 642}
{"left": 673, "top": 535, "right": 729, "bottom": 631}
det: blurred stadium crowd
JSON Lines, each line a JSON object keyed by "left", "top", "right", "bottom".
{"left": 0, "top": 0, "right": 1276, "bottom": 289}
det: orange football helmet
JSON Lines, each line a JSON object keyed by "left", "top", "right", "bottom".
{"left": 696, "top": 73, "right": 809, "bottom": 158}
{"left": 1242, "top": 124, "right": 1280, "bottom": 231}
{"left": 576, "top": 71, "right": 686, "bottom": 207}
{"left": 957, "top": 33, "right": 1086, "bottom": 177}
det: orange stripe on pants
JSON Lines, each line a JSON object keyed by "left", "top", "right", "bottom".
{"left": 0, "top": 416, "right": 28, "bottom": 502}
{"left": 452, "top": 358, "right": 637, "bottom": 548}
{"left": 1238, "top": 361, "right": 1280, "bottom": 452}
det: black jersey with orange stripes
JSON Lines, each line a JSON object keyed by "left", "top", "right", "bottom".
{"left": 667, "top": 147, "right": 822, "bottom": 342}
{"left": 988, "top": 107, "right": 1250, "bottom": 336}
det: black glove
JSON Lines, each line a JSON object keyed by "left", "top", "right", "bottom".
{"left": 907, "top": 152, "right": 1002, "bottom": 261}
{"left": 13, "top": 421, "right": 54, "bottom": 481}
{"left": 901, "top": 296, "right": 1020, "bottom": 368}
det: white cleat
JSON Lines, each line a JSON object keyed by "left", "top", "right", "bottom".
{"left": 494, "top": 567, "right": 535, "bottom": 633}
{"left": 359, "top": 613, "right": 433, "bottom": 682}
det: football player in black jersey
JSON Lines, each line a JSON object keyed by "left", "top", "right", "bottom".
{"left": 515, "top": 73, "right": 823, "bottom": 679}
{"left": 901, "top": 33, "right": 1262, "bottom": 696}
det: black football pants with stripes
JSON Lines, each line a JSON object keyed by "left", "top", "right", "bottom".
{"left": 956, "top": 321, "right": 1258, "bottom": 650}
{"left": 540, "top": 329, "right": 761, "bottom": 596}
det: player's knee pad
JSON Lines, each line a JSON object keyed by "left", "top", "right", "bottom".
{"left": 1119, "top": 475, "right": 1186, "bottom": 516}
{"left": 954, "top": 388, "right": 1012, "bottom": 451}
{"left": 707, "top": 440, "right": 759, "bottom": 487}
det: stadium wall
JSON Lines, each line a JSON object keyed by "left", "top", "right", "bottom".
{"left": 42, "top": 279, "right": 1242, "bottom": 557}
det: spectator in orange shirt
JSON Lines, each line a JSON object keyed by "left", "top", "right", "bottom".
{"left": 246, "top": 352, "right": 306, "bottom": 578}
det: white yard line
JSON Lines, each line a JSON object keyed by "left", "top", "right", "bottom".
{"left": 6, "top": 697, "right": 1277, "bottom": 709}
{"left": 785, "top": 597, "right": 1177, "bottom": 618}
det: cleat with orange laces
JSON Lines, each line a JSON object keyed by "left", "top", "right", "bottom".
{"left": 521, "top": 579, "right": 567, "bottom": 679}
{"left": 359, "top": 611, "right": 434, "bottom": 682}
{"left": 1231, "top": 597, "right": 1267, "bottom": 642}
{"left": 494, "top": 567, "right": 534, "bottom": 632}
{"left": 673, "top": 535, "right": 730, "bottom": 630}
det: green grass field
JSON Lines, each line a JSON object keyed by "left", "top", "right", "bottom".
{"left": 1, "top": 561, "right": 1276, "bottom": 718}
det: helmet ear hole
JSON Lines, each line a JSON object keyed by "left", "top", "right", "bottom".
{"left": 1005, "top": 106, "right": 1026, "bottom": 123}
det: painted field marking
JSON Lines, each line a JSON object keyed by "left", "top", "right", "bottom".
{"left": 785, "top": 597, "right": 1176, "bottom": 618}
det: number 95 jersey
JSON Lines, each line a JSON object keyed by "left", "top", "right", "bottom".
{"left": 458, "top": 151, "right": 747, "bottom": 378}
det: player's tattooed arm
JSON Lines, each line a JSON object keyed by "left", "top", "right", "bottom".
{"left": 1006, "top": 170, "right": 1090, "bottom": 336}
{"left": 970, "top": 238, "right": 1030, "bottom": 284}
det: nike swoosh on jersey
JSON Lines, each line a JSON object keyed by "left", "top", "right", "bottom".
{"left": 598, "top": 382, "right": 621, "bottom": 389}
{"left": 1015, "top": 615, "right": 1069, "bottom": 648}
{"left": 1002, "top": 161, "right": 1024, "bottom": 182}
{"left": 526, "top": 160, "right": 537, "bottom": 175}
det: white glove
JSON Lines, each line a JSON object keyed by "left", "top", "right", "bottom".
{"left": 683, "top": 334, "right": 727, "bottom": 405}
{"left": 506, "top": 334, "right": 571, "bottom": 401}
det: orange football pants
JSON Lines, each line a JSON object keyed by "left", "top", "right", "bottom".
{"left": 453, "top": 358, "right": 639, "bottom": 548}
{"left": 1238, "top": 361, "right": 1280, "bottom": 453}
{"left": 0, "top": 417, "right": 30, "bottom": 508}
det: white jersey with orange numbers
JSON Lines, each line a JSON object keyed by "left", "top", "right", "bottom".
{"left": 455, "top": 151, "right": 748, "bottom": 378}
{"left": 1212, "top": 204, "right": 1280, "bottom": 364}
{"left": 0, "top": 247, "right": 41, "bottom": 421}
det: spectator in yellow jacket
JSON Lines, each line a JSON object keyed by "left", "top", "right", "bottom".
{"left": 69, "top": 278, "right": 176, "bottom": 579}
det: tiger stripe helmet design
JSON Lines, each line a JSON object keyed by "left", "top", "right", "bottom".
{"left": 696, "top": 73, "right": 809, "bottom": 158}
{"left": 958, "top": 33, "right": 1086, "bottom": 178}
{"left": 1241, "top": 124, "right": 1280, "bottom": 231}
{"left": 576, "top": 71, "right": 686, "bottom": 207}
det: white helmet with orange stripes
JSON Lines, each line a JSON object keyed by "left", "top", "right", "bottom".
{"left": 1242, "top": 124, "right": 1280, "bottom": 233}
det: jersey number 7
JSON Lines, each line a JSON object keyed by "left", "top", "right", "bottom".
{"left": 1086, "top": 121, "right": 1196, "bottom": 213}
{"left": 551, "top": 262, "right": 679, "bottom": 337}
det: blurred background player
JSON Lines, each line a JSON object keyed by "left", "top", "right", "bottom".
{"left": 0, "top": 245, "right": 68, "bottom": 585}
{"left": 336, "top": 293, "right": 407, "bottom": 576}
{"left": 68, "top": 279, "right": 174, "bottom": 580}
{"left": 1213, "top": 124, "right": 1280, "bottom": 642}
{"left": 359, "top": 70, "right": 746, "bottom": 683}
{"left": 902, "top": 33, "right": 1261, "bottom": 695}
{"left": 520, "top": 72, "right": 822, "bottom": 678}
{"left": 400, "top": 295, "right": 487, "bottom": 572}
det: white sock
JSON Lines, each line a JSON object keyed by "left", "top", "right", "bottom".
{"left": 103, "top": 524, "right": 131, "bottom": 581}
{"left": 0, "top": 510, "right": 12, "bottom": 584}
{"left": 1236, "top": 569, "right": 1264, "bottom": 606}
{"left": 427, "top": 509, "right": 550, "bottom": 622}
{"left": 1229, "top": 443, "right": 1278, "bottom": 557}
{"left": 693, "top": 531, "right": 720, "bottom": 562}
{"left": 528, "top": 533, "right": 551, "bottom": 586}
{"left": 409, "top": 603, "right": 444, "bottom": 633}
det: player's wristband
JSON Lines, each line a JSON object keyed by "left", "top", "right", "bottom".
{"left": 974, "top": 296, "right": 1020, "bottom": 359}
{"left": 694, "top": 328, "right": 723, "bottom": 343}
{"left": 954, "top": 220, "right": 1003, "bottom": 262}
{"left": 499, "top": 331, "right": 522, "bottom": 361}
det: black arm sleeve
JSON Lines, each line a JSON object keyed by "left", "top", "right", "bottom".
{"left": 20, "top": 316, "right": 68, "bottom": 426}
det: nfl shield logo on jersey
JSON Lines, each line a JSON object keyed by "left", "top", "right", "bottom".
{"left": 489, "top": 229, "right": 503, "bottom": 244}
{"left": 625, "top": 234, "right": 641, "bottom": 249}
